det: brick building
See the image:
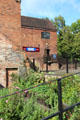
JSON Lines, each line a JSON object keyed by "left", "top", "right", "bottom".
{"left": 0, "top": 0, "right": 26, "bottom": 87}
{"left": 0, "top": 0, "right": 58, "bottom": 87}
{"left": 21, "top": 16, "right": 58, "bottom": 70}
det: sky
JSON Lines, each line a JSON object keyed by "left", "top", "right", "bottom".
{"left": 21, "top": 0, "right": 80, "bottom": 25}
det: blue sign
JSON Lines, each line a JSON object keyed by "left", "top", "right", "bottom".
{"left": 53, "top": 54, "right": 57, "bottom": 59}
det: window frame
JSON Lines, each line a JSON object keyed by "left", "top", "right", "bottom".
{"left": 41, "top": 32, "right": 50, "bottom": 39}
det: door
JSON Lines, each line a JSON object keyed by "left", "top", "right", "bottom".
{"left": 6, "top": 68, "right": 18, "bottom": 88}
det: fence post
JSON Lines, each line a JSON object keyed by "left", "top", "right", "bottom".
{"left": 57, "top": 79, "right": 63, "bottom": 120}
{"left": 66, "top": 57, "right": 69, "bottom": 73}
{"left": 33, "top": 58, "right": 36, "bottom": 70}
{"left": 46, "top": 62, "right": 48, "bottom": 72}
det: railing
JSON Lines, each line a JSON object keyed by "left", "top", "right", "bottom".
{"left": 42, "top": 72, "right": 80, "bottom": 120}
{"left": 0, "top": 72, "right": 80, "bottom": 120}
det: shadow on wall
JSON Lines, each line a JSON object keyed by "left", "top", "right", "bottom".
{"left": 0, "top": 84, "right": 4, "bottom": 89}
{"left": 27, "top": 57, "right": 39, "bottom": 71}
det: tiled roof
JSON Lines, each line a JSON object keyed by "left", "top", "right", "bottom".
{"left": 21, "top": 16, "right": 56, "bottom": 31}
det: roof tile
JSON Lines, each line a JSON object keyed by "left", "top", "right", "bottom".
{"left": 21, "top": 16, "right": 56, "bottom": 31}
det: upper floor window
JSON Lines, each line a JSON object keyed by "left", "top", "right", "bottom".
{"left": 16, "top": 0, "right": 21, "bottom": 3}
{"left": 41, "top": 32, "right": 50, "bottom": 39}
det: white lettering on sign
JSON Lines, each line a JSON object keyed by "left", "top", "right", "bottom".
{"left": 27, "top": 48, "right": 35, "bottom": 51}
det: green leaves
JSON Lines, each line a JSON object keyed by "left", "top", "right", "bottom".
{"left": 71, "top": 19, "right": 80, "bottom": 34}
{"left": 54, "top": 15, "right": 65, "bottom": 32}
{"left": 57, "top": 26, "right": 73, "bottom": 58}
{"left": 54, "top": 16, "right": 80, "bottom": 60}
{"left": 0, "top": 72, "right": 80, "bottom": 120}
{"left": 72, "top": 32, "right": 80, "bottom": 58}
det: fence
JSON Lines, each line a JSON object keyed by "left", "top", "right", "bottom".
{"left": 0, "top": 72, "right": 80, "bottom": 120}
{"left": 42, "top": 72, "right": 80, "bottom": 120}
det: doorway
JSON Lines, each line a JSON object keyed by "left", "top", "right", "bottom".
{"left": 6, "top": 68, "right": 18, "bottom": 88}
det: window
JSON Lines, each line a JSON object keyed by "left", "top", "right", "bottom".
{"left": 16, "top": 0, "right": 21, "bottom": 3}
{"left": 41, "top": 32, "right": 50, "bottom": 39}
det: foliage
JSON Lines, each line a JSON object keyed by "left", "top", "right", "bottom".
{"left": 53, "top": 16, "right": 80, "bottom": 61}
{"left": 54, "top": 15, "right": 65, "bottom": 33}
{"left": 70, "top": 19, "right": 80, "bottom": 59}
{"left": 70, "top": 106, "right": 80, "bottom": 120}
{"left": 71, "top": 19, "right": 80, "bottom": 34}
{"left": 72, "top": 32, "right": 80, "bottom": 59}
{"left": 53, "top": 16, "right": 73, "bottom": 58}
{"left": 0, "top": 71, "right": 80, "bottom": 120}
{"left": 57, "top": 26, "right": 73, "bottom": 58}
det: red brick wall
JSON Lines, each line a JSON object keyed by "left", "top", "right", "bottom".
{"left": 21, "top": 28, "right": 57, "bottom": 60}
{"left": 0, "top": 0, "right": 21, "bottom": 50}
{"left": 0, "top": 0, "right": 25, "bottom": 87}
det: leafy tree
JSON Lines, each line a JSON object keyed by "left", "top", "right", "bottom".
{"left": 72, "top": 32, "right": 80, "bottom": 59}
{"left": 54, "top": 15, "right": 65, "bottom": 33}
{"left": 71, "top": 19, "right": 80, "bottom": 60}
{"left": 57, "top": 25, "right": 73, "bottom": 58}
{"left": 71, "top": 19, "right": 80, "bottom": 34}
{"left": 61, "top": 26, "right": 73, "bottom": 58}
{"left": 53, "top": 16, "right": 66, "bottom": 57}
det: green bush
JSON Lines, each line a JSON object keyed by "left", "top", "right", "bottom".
{"left": 0, "top": 71, "right": 80, "bottom": 120}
